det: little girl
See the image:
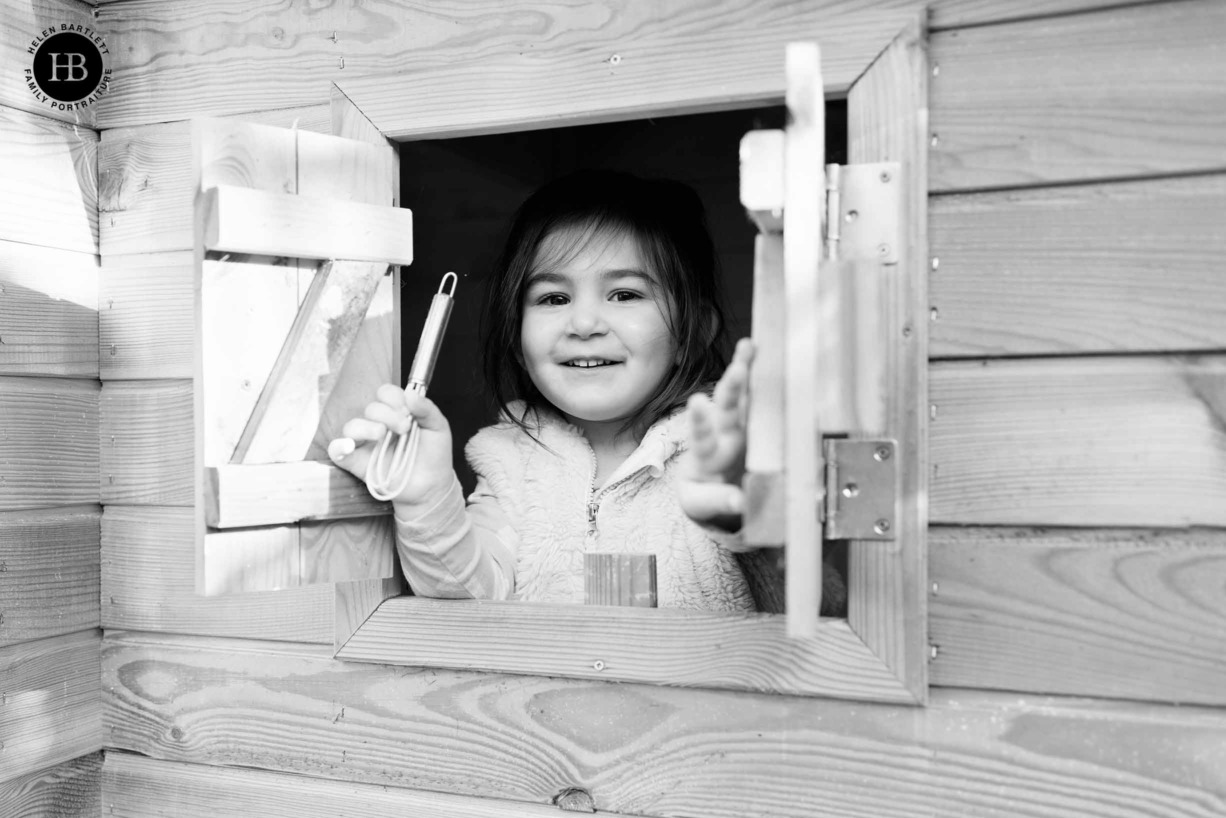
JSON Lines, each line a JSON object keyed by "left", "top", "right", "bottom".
{"left": 329, "top": 170, "right": 764, "bottom": 612}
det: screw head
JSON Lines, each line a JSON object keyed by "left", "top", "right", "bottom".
{"left": 880, "top": 170, "right": 891, "bottom": 183}
{"left": 592, "top": 660, "right": 606, "bottom": 671}
{"left": 842, "top": 482, "right": 860, "bottom": 498}
{"left": 874, "top": 445, "right": 892, "bottom": 461}
{"left": 873, "top": 518, "right": 891, "bottom": 535}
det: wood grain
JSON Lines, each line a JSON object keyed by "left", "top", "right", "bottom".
{"left": 340, "top": 597, "right": 908, "bottom": 701}
{"left": 847, "top": 15, "right": 930, "bottom": 700}
{"left": 205, "top": 462, "right": 389, "bottom": 528}
{"left": 99, "top": 251, "right": 193, "bottom": 380}
{"left": 930, "top": 0, "right": 1226, "bottom": 191}
{"left": 91, "top": 0, "right": 908, "bottom": 129}
{"left": 0, "top": 631, "right": 101, "bottom": 784}
{"left": 0, "top": 377, "right": 99, "bottom": 511}
{"left": 930, "top": 174, "right": 1226, "bottom": 357}
{"left": 0, "top": 506, "right": 99, "bottom": 647}
{"left": 0, "top": 753, "right": 101, "bottom": 818}
{"left": 0, "top": 240, "right": 98, "bottom": 377}
{"left": 98, "top": 106, "right": 330, "bottom": 256}
{"left": 101, "top": 380, "right": 192, "bottom": 506}
{"left": 0, "top": 106, "right": 97, "bottom": 254}
{"left": 101, "top": 505, "right": 332, "bottom": 643}
{"left": 0, "top": 0, "right": 101, "bottom": 125}
{"left": 104, "top": 754, "right": 575, "bottom": 818}
{"left": 104, "top": 630, "right": 1226, "bottom": 818}
{"left": 930, "top": 355, "right": 1226, "bottom": 526}
{"left": 930, "top": 526, "right": 1226, "bottom": 705}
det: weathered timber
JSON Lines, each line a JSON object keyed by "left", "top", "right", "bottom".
{"left": 930, "top": 355, "right": 1226, "bottom": 527}
{"left": 0, "top": 106, "right": 97, "bottom": 254}
{"left": 101, "top": 506, "right": 332, "bottom": 642}
{"left": 0, "top": 240, "right": 98, "bottom": 377}
{"left": 98, "top": 106, "right": 330, "bottom": 256}
{"left": 0, "top": 506, "right": 99, "bottom": 647}
{"left": 104, "top": 631, "right": 1226, "bottom": 818}
{"left": 847, "top": 15, "right": 930, "bottom": 700}
{"left": 930, "top": 174, "right": 1226, "bottom": 357}
{"left": 99, "top": 252, "right": 193, "bottom": 380}
{"left": 0, "top": 377, "right": 99, "bottom": 511}
{"left": 104, "top": 754, "right": 573, "bottom": 818}
{"left": 0, "top": 631, "right": 101, "bottom": 784}
{"left": 930, "top": 526, "right": 1226, "bottom": 706}
{"left": 0, "top": 753, "right": 101, "bottom": 818}
{"left": 929, "top": 0, "right": 1226, "bottom": 191}
{"left": 340, "top": 598, "right": 908, "bottom": 701}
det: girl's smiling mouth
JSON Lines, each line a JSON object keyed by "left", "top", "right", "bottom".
{"left": 562, "top": 358, "right": 621, "bottom": 368}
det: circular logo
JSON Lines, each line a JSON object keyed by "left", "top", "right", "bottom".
{"left": 31, "top": 31, "right": 105, "bottom": 103}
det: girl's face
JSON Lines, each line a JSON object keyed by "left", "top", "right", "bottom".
{"left": 520, "top": 226, "right": 677, "bottom": 436}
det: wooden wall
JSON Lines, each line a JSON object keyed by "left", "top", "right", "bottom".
{"left": 7, "top": 0, "right": 1220, "bottom": 816}
{"left": 0, "top": 2, "right": 103, "bottom": 815}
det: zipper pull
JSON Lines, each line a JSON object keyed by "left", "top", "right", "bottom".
{"left": 587, "top": 500, "right": 599, "bottom": 535}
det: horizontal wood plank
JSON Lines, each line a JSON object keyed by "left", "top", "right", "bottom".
{"left": 0, "top": 241, "right": 98, "bottom": 377}
{"left": 930, "top": 174, "right": 1226, "bottom": 356}
{"left": 930, "top": 526, "right": 1226, "bottom": 705}
{"left": 0, "top": 377, "right": 99, "bottom": 511}
{"left": 101, "top": 380, "right": 192, "bottom": 506}
{"left": 0, "top": 506, "right": 99, "bottom": 647}
{"left": 99, "top": 251, "right": 193, "bottom": 379}
{"left": 202, "top": 186, "right": 413, "bottom": 263}
{"left": 0, "top": 106, "right": 98, "bottom": 254}
{"left": 104, "top": 754, "right": 571, "bottom": 818}
{"left": 0, "top": 0, "right": 101, "bottom": 125}
{"left": 92, "top": 0, "right": 909, "bottom": 130}
{"left": 930, "top": 1, "right": 1226, "bottom": 191}
{"left": 98, "top": 106, "right": 330, "bottom": 256}
{"left": 101, "top": 505, "right": 332, "bottom": 643}
{"left": 930, "top": 355, "right": 1226, "bottom": 526}
{"left": 104, "top": 630, "right": 1226, "bottom": 817}
{"left": 0, "top": 753, "right": 101, "bottom": 818}
{"left": 341, "top": 597, "right": 908, "bottom": 701}
{"left": 205, "top": 463, "right": 389, "bottom": 528}
{"left": 0, "top": 631, "right": 101, "bottom": 784}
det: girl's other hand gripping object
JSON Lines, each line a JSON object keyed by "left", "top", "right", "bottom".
{"left": 327, "top": 384, "right": 455, "bottom": 507}
{"left": 677, "top": 338, "right": 754, "bottom": 533}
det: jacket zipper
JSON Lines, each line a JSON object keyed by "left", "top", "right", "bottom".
{"left": 585, "top": 445, "right": 647, "bottom": 539}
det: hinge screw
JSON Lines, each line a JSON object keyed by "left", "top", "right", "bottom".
{"left": 930, "top": 644, "right": 939, "bottom": 660}
{"left": 592, "top": 660, "right": 605, "bottom": 671}
{"left": 931, "top": 257, "right": 940, "bottom": 271}
{"left": 841, "top": 482, "right": 859, "bottom": 498}
{"left": 873, "top": 445, "right": 891, "bottom": 461}
{"left": 873, "top": 518, "right": 891, "bottom": 535}
{"left": 877, "top": 243, "right": 891, "bottom": 257}
{"left": 879, "top": 170, "right": 891, "bottom": 183}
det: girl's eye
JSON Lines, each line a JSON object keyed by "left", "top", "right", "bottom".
{"left": 611, "top": 290, "right": 643, "bottom": 302}
{"left": 535, "top": 293, "right": 568, "bottom": 306}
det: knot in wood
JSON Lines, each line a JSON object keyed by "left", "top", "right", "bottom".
{"left": 553, "top": 787, "right": 596, "bottom": 813}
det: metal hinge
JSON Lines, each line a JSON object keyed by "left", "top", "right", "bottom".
{"left": 823, "top": 439, "right": 898, "bottom": 540}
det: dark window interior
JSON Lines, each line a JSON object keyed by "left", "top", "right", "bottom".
{"left": 398, "top": 101, "right": 848, "bottom": 495}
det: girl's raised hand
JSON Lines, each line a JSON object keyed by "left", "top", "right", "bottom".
{"left": 677, "top": 338, "right": 754, "bottom": 530}
{"left": 327, "top": 384, "right": 455, "bottom": 507}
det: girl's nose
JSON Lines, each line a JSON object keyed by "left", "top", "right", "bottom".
{"left": 566, "top": 298, "right": 608, "bottom": 338}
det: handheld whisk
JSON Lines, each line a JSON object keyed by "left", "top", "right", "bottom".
{"left": 365, "top": 272, "right": 457, "bottom": 501}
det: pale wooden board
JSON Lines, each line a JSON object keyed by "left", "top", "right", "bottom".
{"left": 846, "top": 16, "right": 929, "bottom": 700}
{"left": 333, "top": 577, "right": 401, "bottom": 651}
{"left": 101, "top": 506, "right": 332, "bottom": 643}
{"left": 203, "top": 186, "right": 413, "bottom": 264}
{"left": 104, "top": 631, "right": 1226, "bottom": 818}
{"left": 0, "top": 240, "right": 98, "bottom": 377}
{"left": 930, "top": 174, "right": 1226, "bottom": 357}
{"left": 98, "top": 106, "right": 330, "bottom": 256}
{"left": 0, "top": 753, "right": 101, "bottom": 818}
{"left": 99, "top": 251, "right": 193, "bottom": 380}
{"left": 340, "top": 598, "right": 908, "bottom": 702}
{"left": 200, "top": 524, "right": 300, "bottom": 596}
{"left": 930, "top": 526, "right": 1226, "bottom": 706}
{"left": 104, "top": 754, "right": 576, "bottom": 818}
{"left": 300, "top": 516, "right": 394, "bottom": 586}
{"left": 929, "top": 0, "right": 1226, "bottom": 191}
{"left": 0, "top": 631, "right": 101, "bottom": 784}
{"left": 0, "top": 377, "right": 99, "bottom": 511}
{"left": 0, "top": 506, "right": 99, "bottom": 647}
{"left": 205, "top": 463, "right": 389, "bottom": 528}
{"left": 0, "top": 106, "right": 98, "bottom": 254}
{"left": 101, "top": 380, "right": 193, "bottom": 505}
{"left": 0, "top": 0, "right": 101, "bottom": 125}
{"left": 91, "top": 0, "right": 909, "bottom": 129}
{"left": 930, "top": 355, "right": 1226, "bottom": 526}
{"left": 743, "top": 235, "right": 784, "bottom": 546}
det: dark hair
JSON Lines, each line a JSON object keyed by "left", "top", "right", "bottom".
{"left": 481, "top": 169, "right": 729, "bottom": 438}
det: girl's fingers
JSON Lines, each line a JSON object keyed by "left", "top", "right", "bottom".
{"left": 343, "top": 416, "right": 388, "bottom": 443}
{"left": 375, "top": 383, "right": 408, "bottom": 409}
{"left": 401, "top": 391, "right": 449, "bottom": 433}
{"left": 687, "top": 394, "right": 719, "bottom": 461}
{"left": 676, "top": 478, "right": 745, "bottom": 526}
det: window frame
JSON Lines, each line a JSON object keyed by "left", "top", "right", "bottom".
{"left": 330, "top": 10, "right": 929, "bottom": 704}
